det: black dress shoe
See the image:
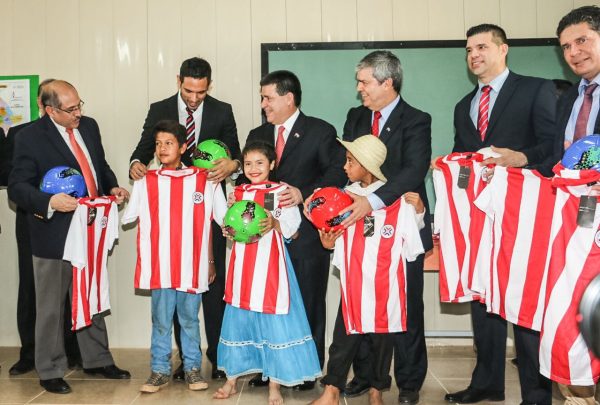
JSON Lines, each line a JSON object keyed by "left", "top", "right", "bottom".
{"left": 83, "top": 364, "right": 131, "bottom": 379}
{"left": 9, "top": 359, "right": 35, "bottom": 376}
{"left": 248, "top": 373, "right": 269, "bottom": 387}
{"left": 399, "top": 388, "right": 420, "bottom": 404}
{"left": 172, "top": 364, "right": 184, "bottom": 381}
{"left": 40, "top": 378, "right": 72, "bottom": 394}
{"left": 344, "top": 379, "right": 370, "bottom": 397}
{"left": 212, "top": 367, "right": 226, "bottom": 379}
{"left": 444, "top": 387, "right": 504, "bottom": 403}
{"left": 292, "top": 381, "right": 315, "bottom": 391}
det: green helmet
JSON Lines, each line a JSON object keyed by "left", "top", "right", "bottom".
{"left": 223, "top": 200, "right": 268, "bottom": 244}
{"left": 192, "top": 139, "right": 231, "bottom": 169}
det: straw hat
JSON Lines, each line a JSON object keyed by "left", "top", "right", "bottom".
{"left": 338, "top": 135, "right": 387, "bottom": 182}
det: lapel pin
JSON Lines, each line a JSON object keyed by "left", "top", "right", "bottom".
{"left": 386, "top": 127, "right": 390, "bottom": 132}
{"left": 294, "top": 133, "right": 300, "bottom": 138}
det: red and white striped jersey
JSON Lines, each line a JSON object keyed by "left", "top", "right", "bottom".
{"left": 63, "top": 197, "right": 118, "bottom": 331}
{"left": 332, "top": 198, "right": 424, "bottom": 334}
{"left": 224, "top": 182, "right": 301, "bottom": 314}
{"left": 122, "top": 167, "right": 227, "bottom": 293}
{"left": 433, "top": 152, "right": 488, "bottom": 303}
{"left": 540, "top": 165, "right": 600, "bottom": 385}
{"left": 474, "top": 166, "right": 556, "bottom": 331}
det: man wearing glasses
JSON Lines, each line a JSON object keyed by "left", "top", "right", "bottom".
{"left": 8, "top": 80, "right": 130, "bottom": 395}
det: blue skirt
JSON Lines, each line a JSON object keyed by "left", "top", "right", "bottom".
{"left": 217, "top": 250, "right": 322, "bottom": 386}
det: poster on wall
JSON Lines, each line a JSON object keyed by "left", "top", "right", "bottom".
{"left": 0, "top": 75, "right": 39, "bottom": 135}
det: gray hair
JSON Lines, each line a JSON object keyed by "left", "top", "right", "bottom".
{"left": 356, "top": 50, "right": 403, "bottom": 93}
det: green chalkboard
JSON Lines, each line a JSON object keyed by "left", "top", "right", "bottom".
{"left": 263, "top": 40, "right": 578, "bottom": 206}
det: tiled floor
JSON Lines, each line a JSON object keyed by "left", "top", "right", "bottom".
{"left": 0, "top": 346, "right": 565, "bottom": 404}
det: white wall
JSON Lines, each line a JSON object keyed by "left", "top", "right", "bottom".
{"left": 0, "top": 0, "right": 596, "bottom": 347}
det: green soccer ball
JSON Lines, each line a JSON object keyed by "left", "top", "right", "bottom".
{"left": 192, "top": 139, "right": 231, "bottom": 169}
{"left": 223, "top": 200, "right": 268, "bottom": 244}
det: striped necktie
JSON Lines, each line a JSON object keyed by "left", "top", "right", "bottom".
{"left": 574, "top": 83, "right": 598, "bottom": 142}
{"left": 185, "top": 107, "right": 196, "bottom": 156}
{"left": 477, "top": 85, "right": 491, "bottom": 141}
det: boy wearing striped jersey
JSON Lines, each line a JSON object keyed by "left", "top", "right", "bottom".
{"left": 311, "top": 135, "right": 425, "bottom": 405}
{"left": 122, "top": 120, "right": 227, "bottom": 393}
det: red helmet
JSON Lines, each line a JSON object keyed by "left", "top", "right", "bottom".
{"left": 306, "top": 187, "right": 353, "bottom": 231}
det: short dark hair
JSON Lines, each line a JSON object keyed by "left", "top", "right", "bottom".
{"left": 557, "top": 6, "right": 600, "bottom": 37}
{"left": 466, "top": 24, "right": 508, "bottom": 45}
{"left": 242, "top": 141, "right": 277, "bottom": 164}
{"left": 356, "top": 50, "right": 403, "bottom": 93}
{"left": 179, "top": 57, "right": 212, "bottom": 83}
{"left": 152, "top": 119, "right": 187, "bottom": 147}
{"left": 260, "top": 70, "right": 302, "bottom": 107}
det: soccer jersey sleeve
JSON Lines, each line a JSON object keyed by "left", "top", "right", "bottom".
{"left": 121, "top": 178, "right": 143, "bottom": 224}
{"left": 212, "top": 183, "right": 227, "bottom": 226}
{"left": 277, "top": 205, "right": 301, "bottom": 239}
{"left": 398, "top": 200, "right": 425, "bottom": 262}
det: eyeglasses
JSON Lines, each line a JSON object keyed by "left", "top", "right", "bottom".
{"left": 54, "top": 101, "right": 85, "bottom": 115}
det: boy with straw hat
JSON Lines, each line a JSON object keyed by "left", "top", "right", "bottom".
{"left": 310, "top": 135, "right": 425, "bottom": 405}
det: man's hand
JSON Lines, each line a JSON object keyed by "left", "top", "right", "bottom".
{"left": 110, "top": 187, "right": 130, "bottom": 204}
{"left": 279, "top": 183, "right": 303, "bottom": 207}
{"left": 208, "top": 158, "right": 238, "bottom": 183}
{"left": 592, "top": 184, "right": 600, "bottom": 195}
{"left": 303, "top": 188, "right": 321, "bottom": 218}
{"left": 482, "top": 146, "right": 528, "bottom": 167}
{"left": 208, "top": 261, "right": 216, "bottom": 284}
{"left": 129, "top": 161, "right": 147, "bottom": 180}
{"left": 431, "top": 156, "right": 442, "bottom": 170}
{"left": 318, "top": 229, "right": 344, "bottom": 249}
{"left": 403, "top": 192, "right": 424, "bottom": 214}
{"left": 50, "top": 193, "right": 78, "bottom": 212}
{"left": 227, "top": 191, "right": 236, "bottom": 208}
{"left": 340, "top": 191, "right": 373, "bottom": 228}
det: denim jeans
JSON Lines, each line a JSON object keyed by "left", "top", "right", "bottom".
{"left": 150, "top": 289, "right": 202, "bottom": 374}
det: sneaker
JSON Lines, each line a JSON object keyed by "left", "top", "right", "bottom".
{"left": 140, "top": 372, "right": 170, "bottom": 393}
{"left": 185, "top": 368, "right": 208, "bottom": 391}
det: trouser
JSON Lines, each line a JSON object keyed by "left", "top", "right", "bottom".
{"left": 513, "top": 324, "right": 552, "bottom": 405}
{"left": 321, "top": 304, "right": 394, "bottom": 391}
{"left": 174, "top": 222, "right": 226, "bottom": 366}
{"left": 15, "top": 209, "right": 80, "bottom": 364}
{"left": 290, "top": 253, "right": 331, "bottom": 369}
{"left": 32, "top": 256, "right": 113, "bottom": 380}
{"left": 352, "top": 255, "right": 428, "bottom": 391}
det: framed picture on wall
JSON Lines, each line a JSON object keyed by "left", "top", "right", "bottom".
{"left": 0, "top": 75, "right": 39, "bottom": 135}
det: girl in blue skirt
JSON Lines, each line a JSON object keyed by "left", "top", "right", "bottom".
{"left": 214, "top": 141, "right": 321, "bottom": 404}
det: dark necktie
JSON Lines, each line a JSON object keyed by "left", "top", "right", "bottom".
{"left": 478, "top": 85, "right": 492, "bottom": 141}
{"left": 185, "top": 107, "right": 196, "bottom": 156}
{"left": 574, "top": 83, "right": 598, "bottom": 142}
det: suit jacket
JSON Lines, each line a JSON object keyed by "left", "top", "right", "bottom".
{"left": 245, "top": 111, "right": 347, "bottom": 259}
{"left": 453, "top": 71, "right": 556, "bottom": 167}
{"left": 343, "top": 99, "right": 433, "bottom": 251}
{"left": 129, "top": 94, "right": 241, "bottom": 167}
{"left": 8, "top": 115, "right": 119, "bottom": 259}
{"left": 0, "top": 126, "right": 7, "bottom": 186}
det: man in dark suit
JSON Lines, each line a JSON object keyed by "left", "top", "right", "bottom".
{"left": 8, "top": 80, "right": 130, "bottom": 394}
{"left": 1, "top": 79, "right": 82, "bottom": 377}
{"left": 440, "top": 24, "right": 556, "bottom": 405}
{"left": 337, "top": 50, "right": 431, "bottom": 405}
{"left": 245, "top": 70, "right": 346, "bottom": 390}
{"left": 129, "top": 57, "right": 241, "bottom": 380}
{"left": 550, "top": 6, "right": 600, "bottom": 403}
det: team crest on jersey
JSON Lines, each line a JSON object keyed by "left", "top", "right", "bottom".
{"left": 273, "top": 207, "right": 282, "bottom": 219}
{"left": 481, "top": 166, "right": 491, "bottom": 183}
{"left": 381, "top": 224, "right": 395, "bottom": 239}
{"left": 87, "top": 207, "right": 97, "bottom": 226}
{"left": 595, "top": 229, "right": 600, "bottom": 248}
{"left": 101, "top": 216, "right": 108, "bottom": 229}
{"left": 192, "top": 192, "right": 204, "bottom": 204}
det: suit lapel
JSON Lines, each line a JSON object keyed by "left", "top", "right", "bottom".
{"left": 280, "top": 111, "right": 305, "bottom": 165}
{"left": 486, "top": 72, "right": 518, "bottom": 141}
{"left": 42, "top": 116, "right": 79, "bottom": 169}
{"left": 461, "top": 87, "right": 478, "bottom": 137}
{"left": 378, "top": 101, "right": 405, "bottom": 143}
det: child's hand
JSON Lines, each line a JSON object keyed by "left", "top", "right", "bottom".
{"left": 259, "top": 211, "right": 280, "bottom": 235}
{"left": 403, "top": 192, "right": 425, "bottom": 214}
{"left": 222, "top": 227, "right": 235, "bottom": 242}
{"left": 318, "top": 228, "right": 344, "bottom": 249}
{"left": 227, "top": 192, "right": 236, "bottom": 208}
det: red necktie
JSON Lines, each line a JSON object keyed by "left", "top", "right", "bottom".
{"left": 371, "top": 111, "right": 382, "bottom": 137}
{"left": 185, "top": 107, "right": 196, "bottom": 156}
{"left": 478, "top": 85, "right": 492, "bottom": 141}
{"left": 275, "top": 125, "right": 286, "bottom": 165}
{"left": 67, "top": 128, "right": 98, "bottom": 197}
{"left": 574, "top": 83, "right": 598, "bottom": 142}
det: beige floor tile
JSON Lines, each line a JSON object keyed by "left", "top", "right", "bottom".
{"left": 0, "top": 379, "right": 45, "bottom": 403}
{"left": 30, "top": 379, "right": 140, "bottom": 404}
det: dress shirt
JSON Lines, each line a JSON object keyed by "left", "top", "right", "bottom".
{"left": 469, "top": 68, "right": 510, "bottom": 128}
